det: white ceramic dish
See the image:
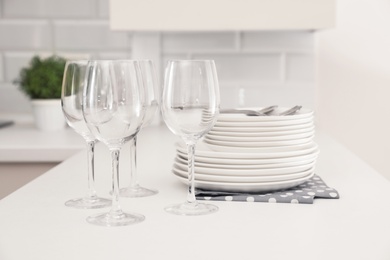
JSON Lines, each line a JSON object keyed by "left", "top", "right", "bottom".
{"left": 176, "top": 141, "right": 318, "bottom": 159}
{"left": 218, "top": 107, "right": 314, "bottom": 122}
{"left": 211, "top": 122, "right": 314, "bottom": 132}
{"left": 206, "top": 131, "right": 315, "bottom": 142}
{"left": 175, "top": 155, "right": 317, "bottom": 169}
{"left": 214, "top": 117, "right": 313, "bottom": 127}
{"left": 203, "top": 141, "right": 318, "bottom": 154}
{"left": 208, "top": 126, "right": 315, "bottom": 137}
{"left": 173, "top": 159, "right": 316, "bottom": 176}
{"left": 172, "top": 165, "right": 315, "bottom": 183}
{"left": 174, "top": 171, "right": 315, "bottom": 192}
{"left": 204, "top": 136, "right": 314, "bottom": 148}
{"left": 176, "top": 149, "right": 320, "bottom": 165}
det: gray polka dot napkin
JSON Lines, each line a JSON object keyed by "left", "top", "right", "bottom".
{"left": 195, "top": 175, "right": 339, "bottom": 204}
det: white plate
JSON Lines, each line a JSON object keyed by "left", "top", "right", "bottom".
{"left": 177, "top": 149, "right": 320, "bottom": 165}
{"left": 204, "top": 136, "right": 314, "bottom": 148}
{"left": 214, "top": 117, "right": 313, "bottom": 127}
{"left": 211, "top": 122, "right": 314, "bottom": 132}
{"left": 172, "top": 165, "right": 315, "bottom": 183}
{"left": 218, "top": 107, "right": 314, "bottom": 122}
{"left": 174, "top": 159, "right": 316, "bottom": 176}
{"left": 175, "top": 155, "right": 317, "bottom": 169}
{"left": 203, "top": 142, "right": 318, "bottom": 153}
{"left": 174, "top": 171, "right": 315, "bottom": 192}
{"left": 206, "top": 131, "right": 315, "bottom": 142}
{"left": 176, "top": 141, "right": 318, "bottom": 159}
{"left": 208, "top": 126, "right": 315, "bottom": 137}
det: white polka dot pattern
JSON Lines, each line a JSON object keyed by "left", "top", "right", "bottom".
{"left": 225, "top": 196, "right": 233, "bottom": 201}
{"left": 195, "top": 174, "right": 340, "bottom": 204}
{"left": 268, "top": 198, "right": 277, "bottom": 203}
{"left": 246, "top": 197, "right": 255, "bottom": 202}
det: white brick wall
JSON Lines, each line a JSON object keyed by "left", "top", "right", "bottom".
{"left": 97, "top": 0, "right": 110, "bottom": 18}
{"left": 4, "top": 52, "right": 34, "bottom": 82}
{"left": 241, "top": 31, "right": 314, "bottom": 50}
{"left": 0, "top": 0, "right": 316, "bottom": 113}
{"left": 53, "top": 20, "right": 129, "bottom": 51}
{"left": 285, "top": 53, "right": 315, "bottom": 81}
{"left": 161, "top": 31, "right": 316, "bottom": 109}
{"left": 162, "top": 32, "right": 237, "bottom": 52}
{"left": 0, "top": 0, "right": 129, "bottom": 113}
{"left": 0, "top": 20, "right": 51, "bottom": 50}
{"left": 3, "top": 0, "right": 98, "bottom": 18}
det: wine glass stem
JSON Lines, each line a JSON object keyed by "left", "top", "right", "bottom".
{"left": 86, "top": 140, "right": 97, "bottom": 199}
{"left": 128, "top": 136, "right": 139, "bottom": 189}
{"left": 110, "top": 149, "right": 123, "bottom": 216}
{"left": 186, "top": 142, "right": 197, "bottom": 205}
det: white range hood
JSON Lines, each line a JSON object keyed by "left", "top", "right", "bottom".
{"left": 110, "top": 0, "right": 335, "bottom": 31}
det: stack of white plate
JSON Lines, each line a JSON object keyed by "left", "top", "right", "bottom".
{"left": 172, "top": 107, "right": 319, "bottom": 193}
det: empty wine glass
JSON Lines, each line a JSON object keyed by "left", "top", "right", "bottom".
{"left": 120, "top": 60, "right": 159, "bottom": 198}
{"left": 61, "top": 60, "right": 111, "bottom": 209}
{"left": 82, "top": 60, "right": 146, "bottom": 226}
{"left": 161, "top": 60, "right": 220, "bottom": 216}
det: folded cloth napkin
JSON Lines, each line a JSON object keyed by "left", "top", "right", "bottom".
{"left": 195, "top": 175, "right": 339, "bottom": 204}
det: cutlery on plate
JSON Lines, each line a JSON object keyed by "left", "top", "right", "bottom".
{"left": 278, "top": 105, "right": 302, "bottom": 116}
{"left": 220, "top": 105, "right": 277, "bottom": 116}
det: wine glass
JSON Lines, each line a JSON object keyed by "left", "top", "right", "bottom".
{"left": 161, "top": 60, "right": 220, "bottom": 216}
{"left": 61, "top": 60, "right": 111, "bottom": 209}
{"left": 82, "top": 60, "right": 146, "bottom": 227}
{"left": 120, "top": 60, "right": 159, "bottom": 198}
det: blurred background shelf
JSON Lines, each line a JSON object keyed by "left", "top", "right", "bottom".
{"left": 0, "top": 113, "right": 84, "bottom": 199}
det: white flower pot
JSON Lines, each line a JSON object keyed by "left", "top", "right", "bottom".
{"left": 31, "top": 99, "right": 66, "bottom": 131}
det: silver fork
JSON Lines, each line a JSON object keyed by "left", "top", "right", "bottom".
{"left": 278, "top": 105, "right": 302, "bottom": 116}
{"left": 220, "top": 105, "right": 277, "bottom": 116}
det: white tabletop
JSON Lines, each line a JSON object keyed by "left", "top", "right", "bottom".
{"left": 0, "top": 125, "right": 389, "bottom": 260}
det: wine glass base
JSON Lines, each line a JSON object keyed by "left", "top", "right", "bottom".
{"left": 165, "top": 202, "right": 218, "bottom": 216}
{"left": 65, "top": 197, "right": 111, "bottom": 209}
{"left": 87, "top": 211, "right": 145, "bottom": 227}
{"left": 120, "top": 186, "right": 158, "bottom": 198}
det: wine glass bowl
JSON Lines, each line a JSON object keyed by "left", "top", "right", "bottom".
{"left": 161, "top": 60, "right": 220, "bottom": 216}
{"left": 83, "top": 61, "right": 145, "bottom": 147}
{"left": 82, "top": 60, "right": 146, "bottom": 226}
{"left": 61, "top": 60, "right": 111, "bottom": 209}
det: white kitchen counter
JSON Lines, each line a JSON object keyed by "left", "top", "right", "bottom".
{"left": 0, "top": 114, "right": 85, "bottom": 162}
{"left": 0, "top": 125, "right": 389, "bottom": 260}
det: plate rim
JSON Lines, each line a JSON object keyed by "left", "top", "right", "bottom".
{"left": 173, "top": 159, "right": 317, "bottom": 176}
{"left": 218, "top": 107, "right": 314, "bottom": 122}
{"left": 208, "top": 125, "right": 315, "bottom": 137}
{"left": 175, "top": 155, "right": 318, "bottom": 169}
{"left": 215, "top": 117, "right": 313, "bottom": 127}
{"left": 172, "top": 165, "right": 315, "bottom": 182}
{"left": 204, "top": 136, "right": 314, "bottom": 148}
{"left": 176, "top": 141, "right": 319, "bottom": 158}
{"left": 177, "top": 150, "right": 320, "bottom": 165}
{"left": 211, "top": 122, "right": 314, "bottom": 132}
{"left": 174, "top": 171, "right": 315, "bottom": 192}
{"left": 206, "top": 130, "right": 315, "bottom": 141}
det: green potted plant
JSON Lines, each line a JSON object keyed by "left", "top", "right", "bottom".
{"left": 14, "top": 55, "right": 67, "bottom": 131}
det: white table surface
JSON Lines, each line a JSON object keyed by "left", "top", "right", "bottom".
{"left": 0, "top": 114, "right": 85, "bottom": 162}
{"left": 0, "top": 125, "right": 389, "bottom": 260}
